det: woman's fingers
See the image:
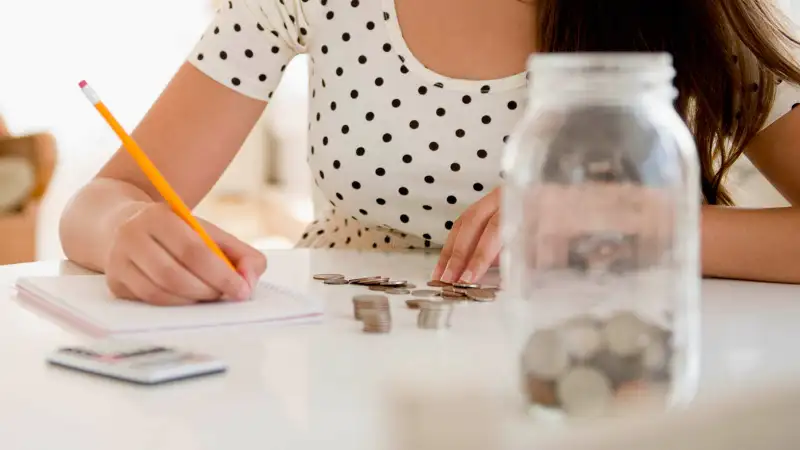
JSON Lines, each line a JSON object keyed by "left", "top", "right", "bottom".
{"left": 111, "top": 260, "right": 197, "bottom": 307}
{"left": 149, "top": 212, "right": 251, "bottom": 301}
{"left": 460, "top": 212, "right": 503, "bottom": 283}
{"left": 128, "top": 234, "right": 220, "bottom": 301}
{"left": 433, "top": 219, "right": 463, "bottom": 281}
{"left": 434, "top": 188, "right": 501, "bottom": 283}
{"left": 203, "top": 218, "right": 268, "bottom": 289}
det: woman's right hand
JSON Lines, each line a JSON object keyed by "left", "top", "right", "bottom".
{"left": 104, "top": 202, "right": 267, "bottom": 306}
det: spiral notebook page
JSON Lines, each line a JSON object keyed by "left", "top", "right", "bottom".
{"left": 15, "top": 275, "right": 323, "bottom": 335}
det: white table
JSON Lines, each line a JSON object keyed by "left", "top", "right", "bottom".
{"left": 1, "top": 249, "right": 800, "bottom": 450}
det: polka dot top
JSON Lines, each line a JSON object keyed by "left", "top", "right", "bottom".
{"left": 190, "top": 0, "right": 800, "bottom": 251}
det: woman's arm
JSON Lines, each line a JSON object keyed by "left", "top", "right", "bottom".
{"left": 60, "top": 62, "right": 267, "bottom": 271}
{"left": 705, "top": 103, "right": 800, "bottom": 283}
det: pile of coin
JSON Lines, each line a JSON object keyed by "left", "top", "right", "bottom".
{"left": 520, "top": 311, "right": 673, "bottom": 418}
{"left": 312, "top": 273, "right": 499, "bottom": 303}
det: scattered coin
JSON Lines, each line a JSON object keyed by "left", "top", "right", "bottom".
{"left": 385, "top": 288, "right": 411, "bottom": 295}
{"left": 556, "top": 367, "right": 614, "bottom": 418}
{"left": 380, "top": 280, "right": 408, "bottom": 287}
{"left": 427, "top": 280, "right": 450, "bottom": 288}
{"left": 403, "top": 283, "right": 417, "bottom": 289}
{"left": 466, "top": 288, "right": 496, "bottom": 302}
{"left": 406, "top": 299, "right": 427, "bottom": 309}
{"left": 368, "top": 285, "right": 392, "bottom": 292}
{"left": 411, "top": 289, "right": 441, "bottom": 298}
{"left": 349, "top": 276, "right": 386, "bottom": 285}
{"left": 313, "top": 273, "right": 345, "bottom": 281}
{"left": 323, "top": 278, "right": 350, "bottom": 285}
{"left": 441, "top": 290, "right": 467, "bottom": 299}
{"left": 361, "top": 309, "right": 392, "bottom": 334}
{"left": 453, "top": 281, "right": 480, "bottom": 289}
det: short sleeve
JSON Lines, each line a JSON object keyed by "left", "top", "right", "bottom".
{"left": 188, "top": 0, "right": 309, "bottom": 102}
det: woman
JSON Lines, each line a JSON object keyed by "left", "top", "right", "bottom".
{"left": 61, "top": 0, "right": 800, "bottom": 306}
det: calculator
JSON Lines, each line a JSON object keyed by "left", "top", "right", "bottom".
{"left": 46, "top": 341, "right": 227, "bottom": 385}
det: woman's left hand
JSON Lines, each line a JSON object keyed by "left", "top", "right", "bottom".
{"left": 432, "top": 187, "right": 502, "bottom": 284}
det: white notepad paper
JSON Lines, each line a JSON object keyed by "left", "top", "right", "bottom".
{"left": 15, "top": 275, "right": 323, "bottom": 336}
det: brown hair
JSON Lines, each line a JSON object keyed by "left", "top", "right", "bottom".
{"left": 534, "top": 0, "right": 800, "bottom": 205}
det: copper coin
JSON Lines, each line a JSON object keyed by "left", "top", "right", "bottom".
{"left": 406, "top": 299, "right": 427, "bottom": 309}
{"left": 466, "top": 289, "right": 496, "bottom": 302}
{"left": 453, "top": 281, "right": 480, "bottom": 289}
{"left": 323, "top": 278, "right": 350, "bottom": 285}
{"left": 522, "top": 373, "right": 560, "bottom": 407}
{"left": 380, "top": 280, "right": 408, "bottom": 287}
{"left": 427, "top": 280, "right": 450, "bottom": 288}
{"left": 368, "top": 285, "right": 391, "bottom": 292}
{"left": 313, "top": 274, "right": 345, "bottom": 281}
{"left": 441, "top": 290, "right": 466, "bottom": 299}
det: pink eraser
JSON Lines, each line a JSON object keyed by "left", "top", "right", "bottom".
{"left": 78, "top": 80, "right": 88, "bottom": 88}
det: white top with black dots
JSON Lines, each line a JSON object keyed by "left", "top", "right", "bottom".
{"left": 189, "top": 0, "right": 800, "bottom": 251}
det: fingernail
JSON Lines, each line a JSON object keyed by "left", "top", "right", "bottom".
{"left": 441, "top": 267, "right": 455, "bottom": 283}
{"left": 460, "top": 270, "right": 474, "bottom": 283}
{"left": 236, "top": 283, "right": 252, "bottom": 301}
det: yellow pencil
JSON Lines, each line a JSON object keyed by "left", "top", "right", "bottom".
{"left": 79, "top": 80, "right": 237, "bottom": 272}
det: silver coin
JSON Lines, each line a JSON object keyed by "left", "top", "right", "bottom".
{"left": 353, "top": 294, "right": 389, "bottom": 304}
{"left": 385, "top": 288, "right": 411, "bottom": 295}
{"left": 590, "top": 350, "right": 643, "bottom": 388}
{"left": 313, "top": 273, "right": 345, "bottom": 281}
{"left": 411, "top": 289, "right": 441, "bottom": 298}
{"left": 521, "top": 329, "right": 571, "bottom": 380}
{"left": 380, "top": 280, "right": 408, "bottom": 287}
{"left": 559, "top": 316, "right": 603, "bottom": 361}
{"left": 368, "top": 285, "right": 392, "bottom": 292}
{"left": 642, "top": 335, "right": 671, "bottom": 379}
{"left": 556, "top": 367, "right": 614, "bottom": 418}
{"left": 603, "top": 312, "right": 654, "bottom": 357}
{"left": 453, "top": 281, "right": 480, "bottom": 289}
{"left": 404, "top": 283, "right": 417, "bottom": 289}
{"left": 323, "top": 278, "right": 350, "bottom": 285}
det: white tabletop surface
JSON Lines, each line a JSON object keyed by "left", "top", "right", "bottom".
{"left": 1, "top": 249, "right": 800, "bottom": 450}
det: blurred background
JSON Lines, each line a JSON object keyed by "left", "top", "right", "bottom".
{"left": 0, "top": 0, "right": 798, "bottom": 262}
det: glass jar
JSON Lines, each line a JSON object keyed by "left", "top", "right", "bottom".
{"left": 501, "top": 53, "right": 701, "bottom": 421}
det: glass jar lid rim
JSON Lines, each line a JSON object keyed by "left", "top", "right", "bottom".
{"left": 528, "top": 52, "right": 674, "bottom": 71}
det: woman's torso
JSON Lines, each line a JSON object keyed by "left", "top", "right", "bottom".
{"left": 295, "top": 0, "right": 536, "bottom": 250}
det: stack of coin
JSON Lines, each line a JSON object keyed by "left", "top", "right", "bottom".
{"left": 520, "top": 311, "right": 673, "bottom": 418}
{"left": 352, "top": 294, "right": 390, "bottom": 321}
{"left": 361, "top": 308, "right": 392, "bottom": 334}
{"left": 417, "top": 301, "right": 454, "bottom": 330}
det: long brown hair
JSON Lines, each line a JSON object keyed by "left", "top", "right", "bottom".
{"left": 534, "top": 0, "right": 800, "bottom": 205}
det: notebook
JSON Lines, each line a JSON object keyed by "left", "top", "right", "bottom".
{"left": 15, "top": 275, "right": 324, "bottom": 336}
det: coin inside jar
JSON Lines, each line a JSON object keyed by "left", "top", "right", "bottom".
{"left": 313, "top": 274, "right": 345, "bottom": 281}
{"left": 604, "top": 312, "right": 654, "bottom": 357}
{"left": 559, "top": 316, "right": 603, "bottom": 361}
{"left": 521, "top": 329, "right": 571, "bottom": 380}
{"left": 556, "top": 367, "right": 614, "bottom": 418}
